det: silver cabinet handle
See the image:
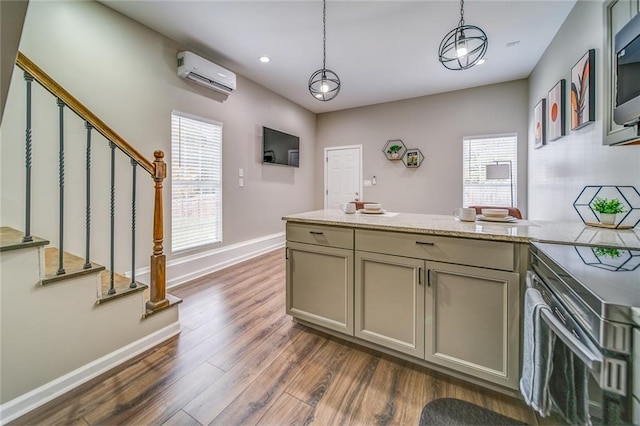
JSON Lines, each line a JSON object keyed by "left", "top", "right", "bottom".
{"left": 554, "top": 307, "right": 567, "bottom": 324}
{"left": 416, "top": 241, "right": 435, "bottom": 246}
{"left": 418, "top": 267, "right": 423, "bottom": 285}
{"left": 309, "top": 231, "right": 324, "bottom": 235}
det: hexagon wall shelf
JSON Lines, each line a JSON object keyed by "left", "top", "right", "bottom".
{"left": 382, "top": 139, "right": 406, "bottom": 161}
{"left": 573, "top": 185, "right": 640, "bottom": 229}
{"left": 402, "top": 148, "right": 424, "bottom": 168}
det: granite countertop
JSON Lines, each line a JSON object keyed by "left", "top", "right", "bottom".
{"left": 282, "top": 209, "right": 640, "bottom": 250}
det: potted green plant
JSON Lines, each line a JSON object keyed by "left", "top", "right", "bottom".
{"left": 591, "top": 197, "right": 626, "bottom": 225}
{"left": 386, "top": 144, "right": 403, "bottom": 159}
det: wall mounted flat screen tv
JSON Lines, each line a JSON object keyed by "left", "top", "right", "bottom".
{"left": 262, "top": 126, "right": 299, "bottom": 167}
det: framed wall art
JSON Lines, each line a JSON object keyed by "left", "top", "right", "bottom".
{"left": 571, "top": 49, "right": 595, "bottom": 130}
{"left": 402, "top": 148, "right": 424, "bottom": 168}
{"left": 548, "top": 79, "right": 566, "bottom": 141}
{"left": 534, "top": 99, "right": 546, "bottom": 149}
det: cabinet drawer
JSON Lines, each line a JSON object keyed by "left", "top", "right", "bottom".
{"left": 287, "top": 223, "right": 354, "bottom": 249}
{"left": 355, "top": 229, "right": 514, "bottom": 271}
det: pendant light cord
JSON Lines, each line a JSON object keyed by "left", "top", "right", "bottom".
{"left": 322, "top": 0, "right": 327, "bottom": 71}
{"left": 458, "top": 0, "right": 465, "bottom": 28}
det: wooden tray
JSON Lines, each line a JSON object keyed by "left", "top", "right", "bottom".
{"left": 584, "top": 222, "right": 634, "bottom": 230}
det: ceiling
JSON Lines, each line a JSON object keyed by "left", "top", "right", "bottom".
{"left": 99, "top": 0, "right": 577, "bottom": 114}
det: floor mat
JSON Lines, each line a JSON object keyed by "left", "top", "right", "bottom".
{"left": 419, "top": 398, "right": 526, "bottom": 425}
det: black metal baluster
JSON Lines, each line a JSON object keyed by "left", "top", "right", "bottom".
{"left": 83, "top": 122, "right": 92, "bottom": 269}
{"left": 108, "top": 142, "right": 116, "bottom": 295}
{"left": 130, "top": 159, "right": 137, "bottom": 288}
{"left": 22, "top": 72, "right": 34, "bottom": 243}
{"left": 56, "top": 98, "right": 65, "bottom": 276}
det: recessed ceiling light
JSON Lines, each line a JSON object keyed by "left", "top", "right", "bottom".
{"left": 506, "top": 41, "right": 520, "bottom": 48}
{"left": 259, "top": 56, "right": 271, "bottom": 63}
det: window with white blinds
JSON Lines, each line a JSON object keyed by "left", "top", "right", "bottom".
{"left": 462, "top": 134, "right": 517, "bottom": 208}
{"left": 171, "top": 111, "right": 222, "bottom": 252}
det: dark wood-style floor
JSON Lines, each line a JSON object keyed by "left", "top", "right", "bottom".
{"left": 12, "top": 249, "right": 541, "bottom": 426}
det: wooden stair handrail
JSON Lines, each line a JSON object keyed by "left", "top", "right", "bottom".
{"left": 15, "top": 52, "right": 168, "bottom": 314}
{"left": 15, "top": 52, "right": 154, "bottom": 175}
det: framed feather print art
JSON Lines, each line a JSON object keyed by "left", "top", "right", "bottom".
{"left": 571, "top": 49, "right": 595, "bottom": 130}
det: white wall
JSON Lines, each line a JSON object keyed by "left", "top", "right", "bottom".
{"left": 528, "top": 1, "right": 640, "bottom": 222}
{"left": 1, "top": 1, "right": 316, "bottom": 276}
{"left": 316, "top": 80, "right": 529, "bottom": 216}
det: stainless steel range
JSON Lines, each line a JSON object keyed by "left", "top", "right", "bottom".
{"left": 528, "top": 242, "right": 640, "bottom": 425}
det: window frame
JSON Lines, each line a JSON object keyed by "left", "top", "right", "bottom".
{"left": 170, "top": 110, "right": 223, "bottom": 254}
{"left": 462, "top": 133, "right": 518, "bottom": 208}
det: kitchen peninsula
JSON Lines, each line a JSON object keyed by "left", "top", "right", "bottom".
{"left": 282, "top": 209, "right": 640, "bottom": 395}
{"left": 283, "top": 210, "right": 640, "bottom": 249}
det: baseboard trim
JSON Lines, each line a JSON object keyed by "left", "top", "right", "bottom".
{"left": 0, "top": 322, "right": 181, "bottom": 425}
{"left": 132, "top": 232, "right": 285, "bottom": 289}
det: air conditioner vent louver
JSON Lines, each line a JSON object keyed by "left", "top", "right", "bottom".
{"left": 186, "top": 72, "right": 234, "bottom": 93}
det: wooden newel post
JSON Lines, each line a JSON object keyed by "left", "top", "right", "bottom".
{"left": 147, "top": 150, "right": 169, "bottom": 313}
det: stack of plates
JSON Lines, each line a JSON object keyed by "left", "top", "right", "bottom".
{"left": 360, "top": 203, "right": 385, "bottom": 214}
{"left": 476, "top": 215, "right": 517, "bottom": 223}
{"left": 360, "top": 209, "right": 386, "bottom": 215}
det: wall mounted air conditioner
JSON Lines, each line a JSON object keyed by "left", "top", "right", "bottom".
{"left": 177, "top": 51, "right": 236, "bottom": 95}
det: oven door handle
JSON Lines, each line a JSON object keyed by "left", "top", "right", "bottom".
{"left": 540, "top": 308, "right": 602, "bottom": 370}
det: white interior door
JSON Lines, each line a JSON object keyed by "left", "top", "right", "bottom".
{"left": 324, "top": 145, "right": 362, "bottom": 209}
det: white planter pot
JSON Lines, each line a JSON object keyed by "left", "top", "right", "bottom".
{"left": 599, "top": 213, "right": 617, "bottom": 225}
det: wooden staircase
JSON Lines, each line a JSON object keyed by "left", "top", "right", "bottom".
{"left": 0, "top": 225, "right": 182, "bottom": 423}
{"left": 1, "top": 226, "right": 181, "bottom": 309}
{"left": 0, "top": 52, "right": 183, "bottom": 422}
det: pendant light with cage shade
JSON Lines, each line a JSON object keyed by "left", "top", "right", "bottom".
{"left": 438, "top": 0, "right": 488, "bottom": 70}
{"left": 308, "top": 0, "right": 341, "bottom": 101}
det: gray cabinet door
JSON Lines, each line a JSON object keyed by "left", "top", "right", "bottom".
{"left": 355, "top": 251, "right": 425, "bottom": 358}
{"left": 286, "top": 242, "right": 353, "bottom": 335}
{"left": 603, "top": 0, "right": 640, "bottom": 145}
{"left": 425, "top": 261, "right": 520, "bottom": 389}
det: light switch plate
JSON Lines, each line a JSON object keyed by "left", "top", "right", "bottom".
{"left": 239, "top": 178, "right": 244, "bottom": 187}
{"left": 239, "top": 168, "right": 244, "bottom": 177}
{"left": 363, "top": 180, "right": 372, "bottom": 187}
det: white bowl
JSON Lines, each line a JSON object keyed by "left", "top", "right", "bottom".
{"left": 363, "top": 203, "right": 381, "bottom": 211}
{"left": 481, "top": 208, "right": 509, "bottom": 218}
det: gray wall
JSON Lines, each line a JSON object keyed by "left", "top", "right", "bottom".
{"left": 0, "top": 0, "right": 28, "bottom": 124}
{"left": 316, "top": 80, "right": 529, "bottom": 216}
{"left": 1, "top": 0, "right": 316, "bottom": 273}
{"left": 528, "top": 1, "right": 640, "bottom": 222}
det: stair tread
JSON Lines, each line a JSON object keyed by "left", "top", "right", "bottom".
{"left": 43, "top": 247, "right": 105, "bottom": 285}
{"left": 0, "top": 226, "right": 49, "bottom": 252}
{"left": 143, "top": 293, "right": 182, "bottom": 318}
{"left": 42, "top": 248, "right": 147, "bottom": 303}
{"left": 97, "top": 269, "right": 148, "bottom": 304}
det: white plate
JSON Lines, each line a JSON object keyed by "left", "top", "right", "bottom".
{"left": 477, "top": 215, "right": 517, "bottom": 223}
{"left": 359, "top": 209, "right": 386, "bottom": 215}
